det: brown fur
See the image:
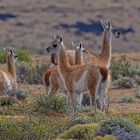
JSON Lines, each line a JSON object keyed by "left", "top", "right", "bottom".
{"left": 43, "top": 50, "right": 75, "bottom": 94}
{"left": 0, "top": 50, "right": 17, "bottom": 97}
{"left": 57, "top": 42, "right": 108, "bottom": 106}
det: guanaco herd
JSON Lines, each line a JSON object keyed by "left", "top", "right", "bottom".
{"left": 0, "top": 20, "right": 121, "bottom": 111}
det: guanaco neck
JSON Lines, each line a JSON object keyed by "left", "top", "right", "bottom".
{"left": 75, "top": 50, "right": 83, "bottom": 64}
{"left": 100, "top": 29, "right": 112, "bottom": 67}
{"left": 58, "top": 42, "right": 71, "bottom": 77}
{"left": 7, "top": 56, "right": 16, "bottom": 79}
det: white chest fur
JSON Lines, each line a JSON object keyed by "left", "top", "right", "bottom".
{"left": 2, "top": 71, "right": 13, "bottom": 96}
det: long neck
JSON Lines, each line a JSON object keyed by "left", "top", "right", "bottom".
{"left": 100, "top": 30, "right": 112, "bottom": 67}
{"left": 75, "top": 51, "right": 83, "bottom": 64}
{"left": 58, "top": 43, "right": 71, "bottom": 75}
{"left": 7, "top": 56, "right": 16, "bottom": 79}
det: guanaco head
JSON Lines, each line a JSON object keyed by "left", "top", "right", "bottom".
{"left": 72, "top": 41, "right": 86, "bottom": 64}
{"left": 3, "top": 48, "right": 18, "bottom": 64}
{"left": 46, "top": 34, "right": 63, "bottom": 54}
{"left": 100, "top": 19, "right": 122, "bottom": 39}
{"left": 72, "top": 41, "right": 85, "bottom": 52}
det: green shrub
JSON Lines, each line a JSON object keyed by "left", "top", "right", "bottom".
{"left": 128, "top": 67, "right": 140, "bottom": 78}
{"left": 119, "top": 96, "right": 134, "bottom": 103}
{"left": 57, "top": 123, "right": 99, "bottom": 140}
{"left": 0, "top": 49, "right": 30, "bottom": 64}
{"left": 99, "top": 117, "right": 140, "bottom": 139}
{"left": 0, "top": 52, "right": 6, "bottom": 63}
{"left": 134, "top": 76, "right": 140, "bottom": 86}
{"left": 111, "top": 56, "right": 130, "bottom": 80}
{"left": 16, "top": 61, "right": 49, "bottom": 84}
{"left": 67, "top": 114, "right": 92, "bottom": 129}
{"left": 115, "top": 77, "right": 135, "bottom": 88}
{"left": 94, "top": 135, "right": 117, "bottom": 140}
{"left": 16, "top": 89, "right": 28, "bottom": 101}
{"left": 16, "top": 49, "right": 31, "bottom": 62}
{"left": 27, "top": 61, "right": 49, "bottom": 84}
{"left": 0, "top": 117, "right": 63, "bottom": 140}
{"left": 35, "top": 95, "right": 70, "bottom": 114}
{"left": 135, "top": 86, "right": 140, "bottom": 98}
{"left": 122, "top": 113, "right": 140, "bottom": 125}
{"left": 0, "top": 97, "right": 16, "bottom": 106}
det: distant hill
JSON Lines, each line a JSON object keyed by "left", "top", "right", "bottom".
{"left": 0, "top": 0, "right": 139, "bottom": 54}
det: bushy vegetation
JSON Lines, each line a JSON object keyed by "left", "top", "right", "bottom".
{"left": 16, "top": 89, "right": 28, "bottom": 101}
{"left": 0, "top": 49, "right": 30, "bottom": 64}
{"left": 0, "top": 115, "right": 67, "bottom": 140}
{"left": 35, "top": 94, "right": 71, "bottom": 114}
{"left": 0, "top": 97, "right": 16, "bottom": 106}
{"left": 111, "top": 56, "right": 130, "bottom": 80}
{"left": 98, "top": 117, "right": 140, "bottom": 140}
{"left": 122, "top": 113, "right": 140, "bottom": 125}
{"left": 16, "top": 61, "right": 49, "bottom": 84}
{"left": 135, "top": 86, "right": 140, "bottom": 98}
{"left": 119, "top": 96, "right": 135, "bottom": 103}
{"left": 94, "top": 135, "right": 117, "bottom": 140}
{"left": 57, "top": 123, "right": 99, "bottom": 140}
{"left": 111, "top": 56, "right": 140, "bottom": 88}
{"left": 115, "top": 77, "right": 135, "bottom": 88}
{"left": 0, "top": 52, "right": 7, "bottom": 63}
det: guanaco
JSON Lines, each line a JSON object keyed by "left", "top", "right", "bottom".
{"left": 43, "top": 41, "right": 85, "bottom": 95}
{"left": 82, "top": 20, "right": 121, "bottom": 109}
{"left": 56, "top": 36, "right": 108, "bottom": 110}
{"left": 45, "top": 22, "right": 121, "bottom": 109}
{"left": 0, "top": 49, "right": 18, "bottom": 97}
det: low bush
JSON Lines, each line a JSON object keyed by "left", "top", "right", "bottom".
{"left": 115, "top": 77, "right": 135, "bottom": 88}
{"left": 0, "top": 116, "right": 65, "bottom": 140}
{"left": 57, "top": 123, "right": 99, "bottom": 140}
{"left": 111, "top": 56, "right": 130, "bottom": 80}
{"left": 0, "top": 97, "right": 16, "bottom": 106}
{"left": 35, "top": 95, "right": 70, "bottom": 114}
{"left": 0, "top": 52, "right": 6, "bottom": 63}
{"left": 94, "top": 135, "right": 117, "bottom": 140}
{"left": 128, "top": 67, "right": 140, "bottom": 78}
{"left": 0, "top": 48, "right": 30, "bottom": 64}
{"left": 119, "top": 96, "right": 135, "bottom": 103}
{"left": 135, "top": 86, "right": 140, "bottom": 98}
{"left": 16, "top": 89, "right": 28, "bottom": 101}
{"left": 98, "top": 117, "right": 140, "bottom": 140}
{"left": 67, "top": 114, "right": 92, "bottom": 129}
{"left": 122, "top": 113, "right": 140, "bottom": 125}
{"left": 16, "top": 49, "right": 31, "bottom": 62}
{"left": 16, "top": 61, "right": 49, "bottom": 84}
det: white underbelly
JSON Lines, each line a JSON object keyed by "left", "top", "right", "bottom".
{"left": 1, "top": 71, "right": 14, "bottom": 96}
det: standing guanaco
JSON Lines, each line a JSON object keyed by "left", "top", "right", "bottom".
{"left": 56, "top": 36, "right": 108, "bottom": 110}
{"left": 0, "top": 49, "right": 18, "bottom": 98}
{"left": 43, "top": 41, "right": 85, "bottom": 95}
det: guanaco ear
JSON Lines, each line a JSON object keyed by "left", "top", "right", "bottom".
{"left": 72, "top": 41, "right": 77, "bottom": 50}
{"left": 107, "top": 20, "right": 111, "bottom": 29}
{"left": 9, "top": 49, "right": 13, "bottom": 54}
{"left": 59, "top": 35, "right": 63, "bottom": 43}
{"left": 100, "top": 19, "right": 105, "bottom": 29}
{"left": 79, "top": 41, "right": 82, "bottom": 49}
{"left": 3, "top": 48, "right": 12, "bottom": 54}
